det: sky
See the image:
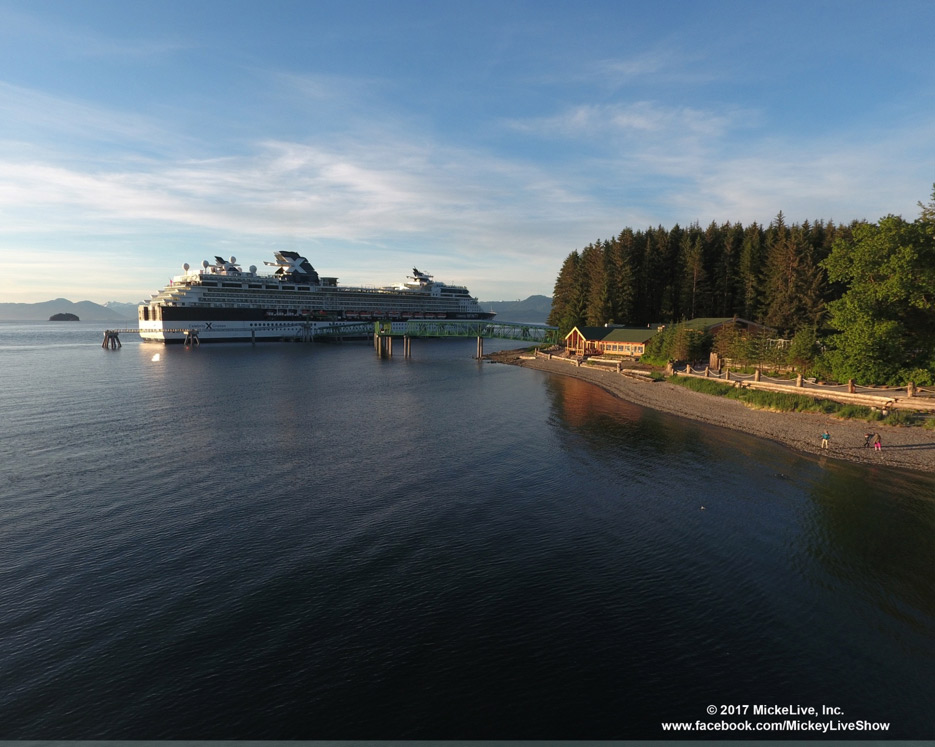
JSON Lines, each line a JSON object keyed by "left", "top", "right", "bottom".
{"left": 0, "top": 0, "right": 933, "bottom": 304}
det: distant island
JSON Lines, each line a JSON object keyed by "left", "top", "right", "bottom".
{"left": 49, "top": 312, "right": 80, "bottom": 321}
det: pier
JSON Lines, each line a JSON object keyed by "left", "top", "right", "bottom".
{"left": 100, "top": 320, "right": 560, "bottom": 356}
{"left": 369, "top": 320, "right": 559, "bottom": 359}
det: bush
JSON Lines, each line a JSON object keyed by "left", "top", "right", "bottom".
{"left": 669, "top": 376, "right": 823, "bottom": 411}
{"left": 905, "top": 369, "right": 934, "bottom": 387}
{"left": 881, "top": 410, "right": 918, "bottom": 427}
{"left": 669, "top": 376, "right": 734, "bottom": 397}
{"left": 835, "top": 404, "right": 877, "bottom": 420}
{"left": 642, "top": 323, "right": 713, "bottom": 366}
{"left": 832, "top": 404, "right": 894, "bottom": 422}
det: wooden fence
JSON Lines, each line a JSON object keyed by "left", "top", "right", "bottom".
{"left": 531, "top": 346, "right": 935, "bottom": 412}
{"left": 674, "top": 363, "right": 935, "bottom": 412}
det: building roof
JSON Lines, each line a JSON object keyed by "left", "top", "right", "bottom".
{"left": 680, "top": 317, "right": 733, "bottom": 331}
{"left": 565, "top": 326, "right": 659, "bottom": 343}
{"left": 681, "top": 317, "right": 773, "bottom": 333}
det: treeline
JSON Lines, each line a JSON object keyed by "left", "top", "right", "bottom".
{"left": 548, "top": 214, "right": 849, "bottom": 337}
{"left": 548, "top": 189, "right": 935, "bottom": 385}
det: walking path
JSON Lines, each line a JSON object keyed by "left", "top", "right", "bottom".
{"left": 489, "top": 351, "right": 935, "bottom": 474}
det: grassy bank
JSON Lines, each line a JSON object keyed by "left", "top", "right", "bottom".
{"left": 668, "top": 374, "right": 933, "bottom": 428}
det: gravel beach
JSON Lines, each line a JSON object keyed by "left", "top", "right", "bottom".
{"left": 490, "top": 351, "right": 935, "bottom": 474}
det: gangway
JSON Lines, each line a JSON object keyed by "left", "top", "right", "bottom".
{"left": 367, "top": 319, "right": 559, "bottom": 343}
{"left": 362, "top": 320, "right": 560, "bottom": 358}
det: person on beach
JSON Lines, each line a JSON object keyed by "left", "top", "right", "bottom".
{"left": 864, "top": 432, "right": 874, "bottom": 448}
{"left": 821, "top": 431, "right": 831, "bottom": 449}
{"left": 874, "top": 433, "right": 882, "bottom": 451}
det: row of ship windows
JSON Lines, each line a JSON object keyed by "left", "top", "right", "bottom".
{"left": 188, "top": 293, "right": 464, "bottom": 309}
{"left": 203, "top": 283, "right": 312, "bottom": 291}
{"left": 200, "top": 283, "right": 471, "bottom": 300}
{"left": 200, "top": 282, "right": 460, "bottom": 295}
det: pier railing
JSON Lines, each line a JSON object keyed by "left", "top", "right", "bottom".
{"left": 366, "top": 320, "right": 560, "bottom": 359}
{"left": 368, "top": 320, "right": 560, "bottom": 344}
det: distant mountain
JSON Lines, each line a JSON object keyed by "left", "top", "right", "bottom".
{"left": 103, "top": 301, "right": 142, "bottom": 319}
{"left": 480, "top": 295, "right": 552, "bottom": 324}
{"left": 0, "top": 298, "right": 139, "bottom": 322}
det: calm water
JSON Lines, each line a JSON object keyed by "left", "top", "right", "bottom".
{"left": 1, "top": 322, "right": 933, "bottom": 739}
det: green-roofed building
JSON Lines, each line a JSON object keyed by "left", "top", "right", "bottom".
{"left": 564, "top": 318, "right": 774, "bottom": 359}
{"left": 679, "top": 317, "right": 772, "bottom": 335}
{"left": 564, "top": 325, "right": 662, "bottom": 358}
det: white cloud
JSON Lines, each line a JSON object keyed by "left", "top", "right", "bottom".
{"left": 508, "top": 101, "right": 748, "bottom": 145}
{"left": 0, "top": 61, "right": 931, "bottom": 305}
{"left": 0, "top": 101, "right": 611, "bottom": 302}
{"left": 594, "top": 46, "right": 712, "bottom": 85}
{"left": 0, "top": 82, "right": 193, "bottom": 157}
{"left": 668, "top": 123, "right": 935, "bottom": 225}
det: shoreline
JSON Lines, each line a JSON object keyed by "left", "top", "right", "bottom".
{"left": 489, "top": 350, "right": 935, "bottom": 475}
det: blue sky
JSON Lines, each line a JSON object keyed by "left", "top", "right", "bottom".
{"left": 1, "top": 0, "right": 933, "bottom": 303}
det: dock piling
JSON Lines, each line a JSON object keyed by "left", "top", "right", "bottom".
{"left": 101, "top": 330, "right": 121, "bottom": 349}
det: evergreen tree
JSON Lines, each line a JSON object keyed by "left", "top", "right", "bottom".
{"left": 712, "top": 323, "right": 747, "bottom": 362}
{"left": 714, "top": 222, "right": 743, "bottom": 317}
{"left": 607, "top": 232, "right": 636, "bottom": 324}
{"left": 738, "top": 222, "right": 764, "bottom": 319}
{"left": 641, "top": 227, "right": 668, "bottom": 323}
{"left": 582, "top": 242, "right": 610, "bottom": 326}
{"left": 761, "top": 221, "right": 824, "bottom": 335}
{"left": 822, "top": 191, "right": 935, "bottom": 384}
{"left": 622, "top": 228, "right": 649, "bottom": 324}
{"left": 765, "top": 210, "right": 787, "bottom": 250}
{"left": 547, "top": 250, "right": 584, "bottom": 334}
{"left": 679, "top": 231, "right": 708, "bottom": 320}
{"left": 642, "top": 322, "right": 711, "bottom": 363}
{"left": 661, "top": 224, "right": 683, "bottom": 320}
{"left": 786, "top": 325, "right": 819, "bottom": 373}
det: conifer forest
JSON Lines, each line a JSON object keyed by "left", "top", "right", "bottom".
{"left": 547, "top": 189, "right": 935, "bottom": 386}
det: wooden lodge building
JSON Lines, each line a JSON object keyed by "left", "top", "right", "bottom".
{"left": 564, "top": 318, "right": 772, "bottom": 360}
{"left": 564, "top": 325, "right": 662, "bottom": 358}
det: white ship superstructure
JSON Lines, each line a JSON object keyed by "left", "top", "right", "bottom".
{"left": 138, "top": 251, "right": 494, "bottom": 343}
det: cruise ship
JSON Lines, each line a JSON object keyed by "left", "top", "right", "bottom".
{"left": 138, "top": 251, "right": 495, "bottom": 343}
